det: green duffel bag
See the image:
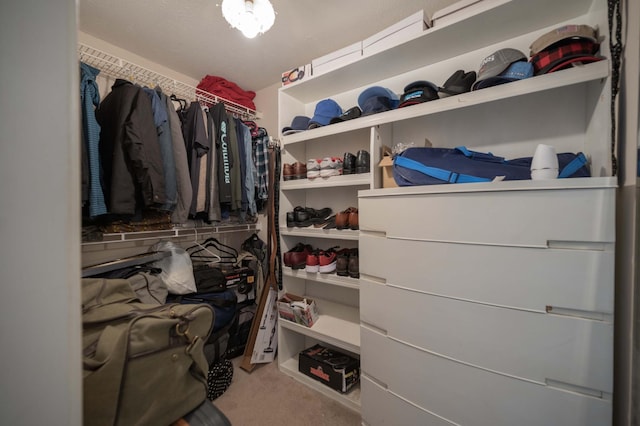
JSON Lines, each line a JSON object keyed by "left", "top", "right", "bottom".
{"left": 82, "top": 278, "right": 215, "bottom": 426}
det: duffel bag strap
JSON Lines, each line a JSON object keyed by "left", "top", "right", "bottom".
{"left": 455, "top": 146, "right": 505, "bottom": 163}
{"left": 558, "top": 152, "right": 588, "bottom": 178}
{"left": 394, "top": 155, "right": 492, "bottom": 183}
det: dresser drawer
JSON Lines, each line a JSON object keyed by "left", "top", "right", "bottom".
{"left": 360, "top": 280, "right": 612, "bottom": 392}
{"left": 361, "top": 375, "right": 455, "bottom": 426}
{"left": 360, "top": 326, "right": 612, "bottom": 426}
{"left": 359, "top": 183, "right": 615, "bottom": 246}
{"left": 359, "top": 233, "right": 614, "bottom": 314}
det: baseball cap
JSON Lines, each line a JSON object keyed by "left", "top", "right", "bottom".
{"left": 472, "top": 61, "right": 534, "bottom": 90}
{"left": 358, "top": 86, "right": 399, "bottom": 116}
{"left": 282, "top": 116, "right": 310, "bottom": 135}
{"left": 529, "top": 24, "right": 598, "bottom": 56}
{"left": 438, "top": 70, "right": 477, "bottom": 97}
{"left": 308, "top": 99, "right": 342, "bottom": 128}
{"left": 531, "top": 39, "right": 601, "bottom": 75}
{"left": 398, "top": 81, "right": 439, "bottom": 108}
{"left": 472, "top": 48, "right": 527, "bottom": 90}
{"left": 329, "top": 106, "right": 362, "bottom": 124}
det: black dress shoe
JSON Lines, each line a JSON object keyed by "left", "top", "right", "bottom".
{"left": 355, "top": 150, "right": 370, "bottom": 174}
{"left": 343, "top": 152, "right": 356, "bottom": 175}
{"left": 293, "top": 207, "right": 332, "bottom": 227}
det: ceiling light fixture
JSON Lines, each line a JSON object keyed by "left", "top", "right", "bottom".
{"left": 221, "top": 0, "right": 276, "bottom": 39}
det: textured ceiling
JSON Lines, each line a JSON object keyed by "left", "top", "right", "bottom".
{"left": 78, "top": 0, "right": 457, "bottom": 92}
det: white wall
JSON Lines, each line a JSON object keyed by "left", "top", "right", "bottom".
{"left": 255, "top": 81, "right": 280, "bottom": 138}
{"left": 0, "top": 1, "right": 82, "bottom": 425}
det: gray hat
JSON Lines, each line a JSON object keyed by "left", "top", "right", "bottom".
{"left": 529, "top": 24, "right": 598, "bottom": 56}
{"left": 472, "top": 48, "right": 527, "bottom": 90}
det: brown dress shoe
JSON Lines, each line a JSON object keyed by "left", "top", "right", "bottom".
{"left": 292, "top": 161, "right": 307, "bottom": 180}
{"left": 283, "top": 163, "right": 294, "bottom": 181}
{"left": 336, "top": 207, "right": 357, "bottom": 230}
{"left": 348, "top": 209, "right": 359, "bottom": 230}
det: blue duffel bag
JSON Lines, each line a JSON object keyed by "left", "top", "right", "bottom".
{"left": 392, "top": 146, "right": 590, "bottom": 186}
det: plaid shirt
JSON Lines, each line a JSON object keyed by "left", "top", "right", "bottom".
{"left": 253, "top": 128, "right": 269, "bottom": 202}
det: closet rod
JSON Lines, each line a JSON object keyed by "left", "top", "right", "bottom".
{"left": 78, "top": 43, "right": 262, "bottom": 121}
{"left": 81, "top": 250, "right": 170, "bottom": 278}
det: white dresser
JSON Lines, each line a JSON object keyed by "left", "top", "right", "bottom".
{"left": 358, "top": 178, "right": 616, "bottom": 425}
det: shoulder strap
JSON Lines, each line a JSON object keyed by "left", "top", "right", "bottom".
{"left": 558, "top": 152, "right": 587, "bottom": 178}
{"left": 394, "top": 155, "right": 491, "bottom": 183}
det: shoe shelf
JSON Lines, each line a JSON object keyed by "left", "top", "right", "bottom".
{"left": 279, "top": 297, "right": 361, "bottom": 355}
{"left": 284, "top": 268, "right": 360, "bottom": 290}
{"left": 280, "top": 227, "right": 360, "bottom": 241}
{"left": 279, "top": 357, "right": 361, "bottom": 412}
{"left": 281, "top": 173, "right": 372, "bottom": 190}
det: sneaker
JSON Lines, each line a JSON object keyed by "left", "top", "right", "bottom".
{"left": 307, "top": 159, "right": 321, "bottom": 179}
{"left": 319, "top": 247, "right": 339, "bottom": 274}
{"left": 305, "top": 250, "right": 320, "bottom": 273}
{"left": 320, "top": 157, "right": 343, "bottom": 178}
{"left": 283, "top": 243, "right": 312, "bottom": 269}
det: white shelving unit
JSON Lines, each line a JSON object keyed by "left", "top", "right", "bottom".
{"left": 277, "top": 0, "right": 615, "bottom": 420}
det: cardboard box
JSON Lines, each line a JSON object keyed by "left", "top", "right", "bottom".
{"left": 281, "top": 64, "right": 311, "bottom": 86}
{"left": 379, "top": 145, "right": 398, "bottom": 188}
{"left": 362, "top": 11, "right": 429, "bottom": 57}
{"left": 299, "top": 344, "right": 360, "bottom": 393}
{"left": 277, "top": 293, "right": 319, "bottom": 328}
{"left": 250, "top": 287, "right": 278, "bottom": 364}
{"left": 311, "top": 42, "right": 362, "bottom": 76}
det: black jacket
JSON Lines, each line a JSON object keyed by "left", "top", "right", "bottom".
{"left": 96, "top": 79, "right": 167, "bottom": 215}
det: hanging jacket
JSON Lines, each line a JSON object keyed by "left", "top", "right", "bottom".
{"left": 182, "top": 101, "right": 209, "bottom": 216}
{"left": 163, "top": 94, "right": 193, "bottom": 224}
{"left": 80, "top": 62, "right": 107, "bottom": 218}
{"left": 210, "top": 103, "right": 232, "bottom": 204}
{"left": 96, "top": 79, "right": 167, "bottom": 215}
{"left": 143, "top": 87, "right": 177, "bottom": 211}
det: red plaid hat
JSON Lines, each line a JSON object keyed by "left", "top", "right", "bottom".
{"left": 531, "top": 39, "right": 601, "bottom": 75}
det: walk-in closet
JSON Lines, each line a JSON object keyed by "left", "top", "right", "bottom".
{"left": 1, "top": 0, "right": 639, "bottom": 425}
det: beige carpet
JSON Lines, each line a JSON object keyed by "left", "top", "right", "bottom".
{"left": 213, "top": 357, "right": 361, "bottom": 426}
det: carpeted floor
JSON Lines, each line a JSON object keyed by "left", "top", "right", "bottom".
{"left": 213, "top": 357, "right": 361, "bottom": 426}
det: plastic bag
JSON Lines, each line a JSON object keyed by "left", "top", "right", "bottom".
{"left": 149, "top": 241, "right": 197, "bottom": 295}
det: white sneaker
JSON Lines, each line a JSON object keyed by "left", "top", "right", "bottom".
{"left": 307, "top": 159, "right": 321, "bottom": 179}
{"left": 320, "top": 157, "right": 343, "bottom": 178}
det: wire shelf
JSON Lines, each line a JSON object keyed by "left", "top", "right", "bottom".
{"left": 78, "top": 43, "right": 261, "bottom": 120}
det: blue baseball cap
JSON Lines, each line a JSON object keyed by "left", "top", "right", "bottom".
{"left": 472, "top": 61, "right": 533, "bottom": 90}
{"left": 309, "top": 99, "right": 342, "bottom": 128}
{"left": 358, "top": 86, "right": 399, "bottom": 115}
{"left": 282, "top": 116, "right": 310, "bottom": 135}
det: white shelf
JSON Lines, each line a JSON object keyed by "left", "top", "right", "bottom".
{"left": 280, "top": 0, "right": 596, "bottom": 102}
{"left": 359, "top": 176, "right": 618, "bottom": 198}
{"left": 283, "top": 60, "right": 609, "bottom": 144}
{"left": 281, "top": 173, "right": 371, "bottom": 190}
{"left": 284, "top": 268, "right": 360, "bottom": 290}
{"left": 279, "top": 357, "right": 361, "bottom": 412}
{"left": 280, "top": 227, "right": 360, "bottom": 241}
{"left": 279, "top": 298, "right": 361, "bottom": 355}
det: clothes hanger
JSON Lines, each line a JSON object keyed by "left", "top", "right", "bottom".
{"left": 170, "top": 94, "right": 188, "bottom": 111}
{"left": 194, "top": 237, "right": 238, "bottom": 264}
{"left": 187, "top": 229, "right": 221, "bottom": 266}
